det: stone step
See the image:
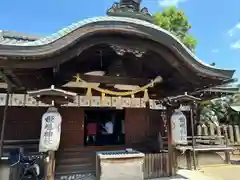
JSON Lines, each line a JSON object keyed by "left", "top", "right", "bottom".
{"left": 56, "top": 162, "right": 95, "bottom": 172}
{"left": 55, "top": 148, "right": 98, "bottom": 178}
{"left": 59, "top": 146, "right": 127, "bottom": 152}
{"left": 55, "top": 171, "right": 96, "bottom": 180}
{"left": 56, "top": 151, "right": 95, "bottom": 166}
{"left": 56, "top": 165, "right": 95, "bottom": 176}
{"left": 57, "top": 157, "right": 94, "bottom": 165}
{"left": 57, "top": 151, "right": 96, "bottom": 159}
{"left": 55, "top": 150, "right": 96, "bottom": 176}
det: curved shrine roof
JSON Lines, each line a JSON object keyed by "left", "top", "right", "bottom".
{"left": 0, "top": 16, "right": 235, "bottom": 80}
{"left": 0, "top": 30, "right": 41, "bottom": 45}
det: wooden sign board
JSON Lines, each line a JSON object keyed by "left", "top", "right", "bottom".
{"left": 0, "top": 93, "right": 191, "bottom": 111}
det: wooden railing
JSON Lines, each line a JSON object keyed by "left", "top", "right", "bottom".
{"left": 143, "top": 152, "right": 169, "bottom": 179}
{"left": 197, "top": 124, "right": 240, "bottom": 146}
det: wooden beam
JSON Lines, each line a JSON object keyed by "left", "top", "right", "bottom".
{"left": 55, "top": 72, "right": 152, "bottom": 86}
{"left": 166, "top": 108, "right": 174, "bottom": 176}
{"left": 0, "top": 69, "right": 15, "bottom": 87}
{"left": 3, "top": 69, "right": 23, "bottom": 87}
{"left": 79, "top": 74, "right": 151, "bottom": 85}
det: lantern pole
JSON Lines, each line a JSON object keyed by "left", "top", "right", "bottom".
{"left": 164, "top": 93, "right": 200, "bottom": 172}
{"left": 45, "top": 99, "right": 56, "bottom": 180}
{"left": 166, "top": 106, "right": 174, "bottom": 176}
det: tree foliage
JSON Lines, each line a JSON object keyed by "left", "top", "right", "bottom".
{"left": 199, "top": 95, "right": 240, "bottom": 125}
{"left": 153, "top": 6, "right": 197, "bottom": 52}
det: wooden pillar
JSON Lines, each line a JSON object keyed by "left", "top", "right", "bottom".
{"left": 186, "top": 151, "right": 192, "bottom": 170}
{"left": 223, "top": 127, "right": 230, "bottom": 164}
{"left": 234, "top": 125, "right": 240, "bottom": 144}
{"left": 0, "top": 86, "right": 11, "bottom": 157}
{"left": 228, "top": 125, "right": 234, "bottom": 144}
{"left": 216, "top": 126, "right": 222, "bottom": 144}
{"left": 190, "top": 102, "right": 197, "bottom": 170}
{"left": 45, "top": 151, "right": 56, "bottom": 180}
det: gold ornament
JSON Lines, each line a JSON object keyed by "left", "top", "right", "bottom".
{"left": 86, "top": 87, "right": 92, "bottom": 99}
{"left": 143, "top": 89, "right": 149, "bottom": 102}
{"left": 73, "top": 74, "right": 162, "bottom": 97}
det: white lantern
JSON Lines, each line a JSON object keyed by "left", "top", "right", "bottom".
{"left": 39, "top": 107, "right": 62, "bottom": 152}
{"left": 171, "top": 109, "right": 188, "bottom": 145}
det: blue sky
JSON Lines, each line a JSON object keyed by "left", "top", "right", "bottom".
{"left": 0, "top": 0, "right": 240, "bottom": 79}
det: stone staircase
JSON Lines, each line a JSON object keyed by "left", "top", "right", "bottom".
{"left": 55, "top": 147, "right": 96, "bottom": 180}
{"left": 54, "top": 146, "right": 134, "bottom": 180}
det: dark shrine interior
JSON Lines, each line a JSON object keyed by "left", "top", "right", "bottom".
{"left": 7, "top": 43, "right": 198, "bottom": 97}
{"left": 84, "top": 108, "right": 125, "bottom": 146}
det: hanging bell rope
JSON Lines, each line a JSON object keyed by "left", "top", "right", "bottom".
{"left": 74, "top": 74, "right": 162, "bottom": 97}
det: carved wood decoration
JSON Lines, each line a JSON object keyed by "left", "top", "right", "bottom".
{"left": 25, "top": 95, "right": 38, "bottom": 107}
{"left": 122, "top": 97, "right": 131, "bottom": 108}
{"left": 110, "top": 45, "right": 145, "bottom": 57}
{"left": 90, "top": 96, "right": 101, "bottom": 107}
{"left": 0, "top": 93, "right": 191, "bottom": 111}
{"left": 0, "top": 93, "right": 8, "bottom": 106}
{"left": 10, "top": 94, "right": 25, "bottom": 106}
{"left": 62, "top": 95, "right": 79, "bottom": 107}
{"left": 101, "top": 96, "right": 112, "bottom": 107}
{"left": 79, "top": 96, "right": 90, "bottom": 107}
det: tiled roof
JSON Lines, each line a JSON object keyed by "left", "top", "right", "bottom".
{"left": 0, "top": 30, "right": 41, "bottom": 45}
{"left": 3, "top": 16, "right": 181, "bottom": 46}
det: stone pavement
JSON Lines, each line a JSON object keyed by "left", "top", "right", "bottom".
{"left": 151, "top": 169, "right": 220, "bottom": 180}
{"left": 201, "top": 164, "right": 240, "bottom": 180}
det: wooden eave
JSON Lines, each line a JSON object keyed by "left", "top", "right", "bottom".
{"left": 191, "top": 84, "right": 240, "bottom": 101}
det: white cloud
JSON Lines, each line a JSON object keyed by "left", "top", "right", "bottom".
{"left": 231, "top": 40, "right": 240, "bottom": 49}
{"left": 158, "top": 0, "right": 187, "bottom": 7}
{"left": 228, "top": 23, "right": 240, "bottom": 37}
{"left": 228, "top": 23, "right": 240, "bottom": 50}
{"left": 212, "top": 49, "right": 219, "bottom": 53}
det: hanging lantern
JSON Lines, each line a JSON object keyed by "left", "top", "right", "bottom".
{"left": 39, "top": 107, "right": 62, "bottom": 152}
{"left": 170, "top": 109, "right": 187, "bottom": 145}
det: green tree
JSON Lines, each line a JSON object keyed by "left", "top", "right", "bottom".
{"left": 153, "top": 6, "right": 197, "bottom": 52}
{"left": 200, "top": 95, "right": 240, "bottom": 125}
